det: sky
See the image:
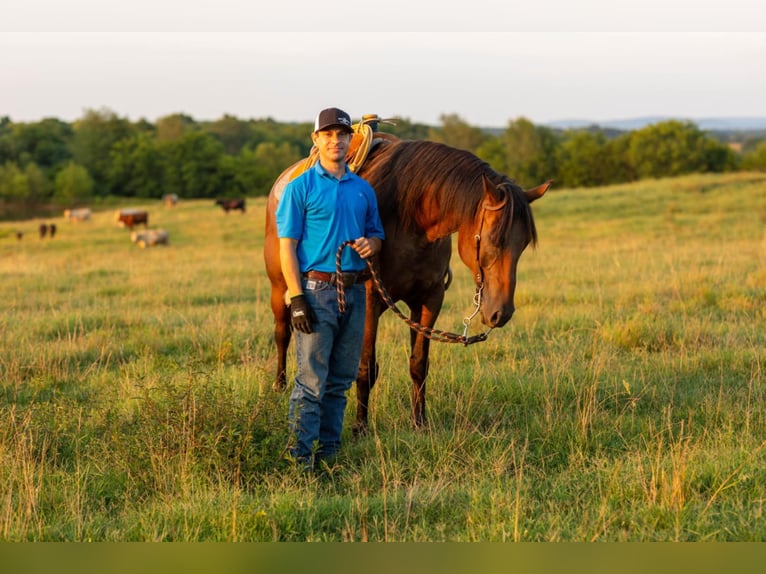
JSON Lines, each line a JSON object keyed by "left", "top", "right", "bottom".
{"left": 3, "top": 0, "right": 765, "bottom": 128}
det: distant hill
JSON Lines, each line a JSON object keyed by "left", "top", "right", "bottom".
{"left": 545, "top": 116, "right": 766, "bottom": 132}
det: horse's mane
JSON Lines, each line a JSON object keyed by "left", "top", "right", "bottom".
{"left": 361, "top": 139, "right": 538, "bottom": 246}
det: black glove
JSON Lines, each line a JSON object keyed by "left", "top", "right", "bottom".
{"left": 290, "top": 294, "right": 315, "bottom": 334}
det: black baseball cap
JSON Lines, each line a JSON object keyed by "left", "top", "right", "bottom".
{"left": 313, "top": 107, "right": 353, "bottom": 133}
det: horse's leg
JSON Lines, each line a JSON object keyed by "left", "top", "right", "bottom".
{"left": 354, "top": 287, "right": 383, "bottom": 436}
{"left": 410, "top": 326, "right": 430, "bottom": 428}
{"left": 409, "top": 293, "right": 444, "bottom": 428}
{"left": 270, "top": 285, "right": 291, "bottom": 392}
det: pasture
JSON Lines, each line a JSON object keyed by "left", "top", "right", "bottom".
{"left": 0, "top": 171, "right": 764, "bottom": 541}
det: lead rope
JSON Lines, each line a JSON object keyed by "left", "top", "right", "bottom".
{"left": 335, "top": 241, "right": 490, "bottom": 345}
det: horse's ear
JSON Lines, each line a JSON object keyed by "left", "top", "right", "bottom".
{"left": 524, "top": 180, "right": 553, "bottom": 203}
{"left": 481, "top": 175, "right": 505, "bottom": 204}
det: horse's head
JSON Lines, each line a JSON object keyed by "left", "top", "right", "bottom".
{"left": 457, "top": 175, "right": 550, "bottom": 328}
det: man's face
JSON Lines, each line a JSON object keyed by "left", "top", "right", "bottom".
{"left": 312, "top": 128, "right": 351, "bottom": 163}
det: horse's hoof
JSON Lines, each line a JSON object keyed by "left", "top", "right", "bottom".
{"left": 413, "top": 417, "right": 429, "bottom": 430}
{"left": 272, "top": 380, "right": 287, "bottom": 392}
{"left": 352, "top": 423, "right": 369, "bottom": 438}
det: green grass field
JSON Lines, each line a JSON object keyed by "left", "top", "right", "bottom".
{"left": 1, "top": 171, "right": 764, "bottom": 541}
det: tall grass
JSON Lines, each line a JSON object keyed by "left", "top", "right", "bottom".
{"left": 1, "top": 172, "right": 765, "bottom": 541}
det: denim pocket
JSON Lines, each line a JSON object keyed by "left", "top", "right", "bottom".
{"left": 303, "top": 278, "right": 333, "bottom": 292}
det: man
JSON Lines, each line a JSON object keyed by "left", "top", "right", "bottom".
{"left": 276, "top": 107, "right": 385, "bottom": 469}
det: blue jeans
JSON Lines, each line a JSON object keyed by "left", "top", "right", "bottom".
{"left": 289, "top": 278, "right": 366, "bottom": 465}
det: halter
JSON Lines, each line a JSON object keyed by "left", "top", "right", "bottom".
{"left": 466, "top": 188, "right": 513, "bottom": 341}
{"left": 334, "top": 184, "right": 514, "bottom": 346}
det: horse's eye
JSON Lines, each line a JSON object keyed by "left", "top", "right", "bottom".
{"left": 480, "top": 247, "right": 500, "bottom": 269}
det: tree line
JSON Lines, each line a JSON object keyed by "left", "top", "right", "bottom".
{"left": 2, "top": 108, "right": 765, "bottom": 207}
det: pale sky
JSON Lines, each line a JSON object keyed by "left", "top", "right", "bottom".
{"left": 3, "top": 0, "right": 765, "bottom": 127}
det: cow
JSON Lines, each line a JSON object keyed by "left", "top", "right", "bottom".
{"left": 163, "top": 194, "right": 179, "bottom": 207}
{"left": 63, "top": 208, "right": 91, "bottom": 222}
{"left": 130, "top": 228, "right": 169, "bottom": 248}
{"left": 49, "top": 223, "right": 56, "bottom": 238}
{"left": 39, "top": 223, "right": 48, "bottom": 238}
{"left": 115, "top": 209, "right": 149, "bottom": 230}
{"left": 215, "top": 198, "right": 246, "bottom": 213}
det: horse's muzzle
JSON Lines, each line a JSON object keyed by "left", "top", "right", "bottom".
{"left": 487, "top": 306, "right": 514, "bottom": 328}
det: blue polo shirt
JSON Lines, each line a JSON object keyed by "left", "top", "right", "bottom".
{"left": 276, "top": 162, "right": 385, "bottom": 273}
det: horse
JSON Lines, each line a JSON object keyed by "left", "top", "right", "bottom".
{"left": 264, "top": 135, "right": 550, "bottom": 433}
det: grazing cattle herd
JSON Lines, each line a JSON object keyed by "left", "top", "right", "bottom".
{"left": 8, "top": 197, "right": 249, "bottom": 248}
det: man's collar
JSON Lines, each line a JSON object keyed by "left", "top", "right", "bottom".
{"left": 315, "top": 161, "right": 350, "bottom": 180}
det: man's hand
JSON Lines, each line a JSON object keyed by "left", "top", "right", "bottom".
{"left": 353, "top": 236, "right": 381, "bottom": 259}
{"left": 290, "top": 294, "right": 315, "bottom": 334}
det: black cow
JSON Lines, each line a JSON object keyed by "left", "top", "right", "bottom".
{"left": 215, "top": 198, "right": 246, "bottom": 213}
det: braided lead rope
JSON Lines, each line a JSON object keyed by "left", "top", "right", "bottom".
{"left": 335, "top": 241, "right": 351, "bottom": 314}
{"left": 335, "top": 242, "right": 490, "bottom": 345}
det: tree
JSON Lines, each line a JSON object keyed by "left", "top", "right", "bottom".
{"left": 0, "top": 117, "right": 14, "bottom": 166}
{"left": 204, "top": 114, "right": 252, "bottom": 154}
{"left": 0, "top": 162, "right": 30, "bottom": 201}
{"left": 155, "top": 113, "right": 197, "bottom": 142}
{"left": 428, "top": 113, "right": 488, "bottom": 153}
{"left": 24, "top": 163, "right": 52, "bottom": 201}
{"left": 229, "top": 141, "right": 302, "bottom": 196}
{"left": 11, "top": 118, "right": 74, "bottom": 174}
{"left": 379, "top": 117, "right": 431, "bottom": 141}
{"left": 160, "top": 132, "right": 226, "bottom": 198}
{"left": 740, "top": 140, "right": 766, "bottom": 170}
{"left": 627, "top": 120, "right": 732, "bottom": 179}
{"left": 503, "top": 117, "right": 559, "bottom": 186}
{"left": 108, "top": 133, "right": 166, "bottom": 198}
{"left": 476, "top": 138, "right": 509, "bottom": 174}
{"left": 602, "top": 134, "right": 636, "bottom": 184}
{"left": 555, "top": 130, "right": 626, "bottom": 188}
{"left": 54, "top": 162, "right": 93, "bottom": 204}
{"left": 71, "top": 108, "right": 136, "bottom": 196}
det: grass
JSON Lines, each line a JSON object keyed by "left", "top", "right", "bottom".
{"left": 1, "top": 171, "right": 765, "bottom": 541}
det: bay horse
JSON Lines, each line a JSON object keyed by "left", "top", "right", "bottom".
{"left": 264, "top": 135, "right": 550, "bottom": 433}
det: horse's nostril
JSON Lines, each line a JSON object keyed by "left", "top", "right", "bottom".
{"left": 491, "top": 307, "right": 514, "bottom": 327}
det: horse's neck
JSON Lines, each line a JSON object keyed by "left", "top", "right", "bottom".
{"left": 423, "top": 219, "right": 462, "bottom": 242}
{"left": 420, "top": 206, "right": 462, "bottom": 242}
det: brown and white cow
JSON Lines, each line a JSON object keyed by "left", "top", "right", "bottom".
{"left": 130, "top": 228, "right": 169, "bottom": 248}
{"left": 115, "top": 209, "right": 149, "bottom": 230}
{"left": 64, "top": 208, "right": 92, "bottom": 222}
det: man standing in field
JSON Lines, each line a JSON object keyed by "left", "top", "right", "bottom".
{"left": 276, "top": 107, "right": 385, "bottom": 470}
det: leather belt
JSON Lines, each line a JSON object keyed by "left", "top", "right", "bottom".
{"left": 303, "top": 269, "right": 370, "bottom": 287}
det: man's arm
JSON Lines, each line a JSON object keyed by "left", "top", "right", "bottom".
{"left": 279, "top": 237, "right": 303, "bottom": 297}
{"left": 280, "top": 236, "right": 315, "bottom": 334}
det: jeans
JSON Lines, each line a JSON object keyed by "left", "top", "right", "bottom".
{"left": 289, "top": 278, "right": 366, "bottom": 465}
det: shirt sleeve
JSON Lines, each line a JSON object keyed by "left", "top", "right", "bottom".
{"left": 275, "top": 179, "right": 305, "bottom": 240}
{"left": 363, "top": 182, "right": 386, "bottom": 240}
